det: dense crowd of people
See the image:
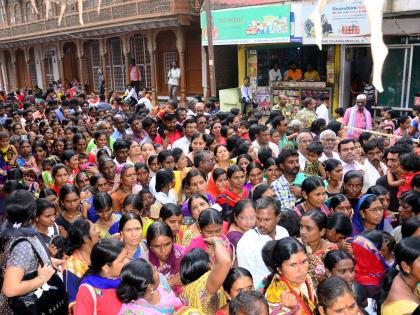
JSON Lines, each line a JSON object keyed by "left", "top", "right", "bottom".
{"left": 0, "top": 85, "right": 419, "bottom": 315}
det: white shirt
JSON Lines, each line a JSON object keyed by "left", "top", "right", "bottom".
{"left": 252, "top": 140, "right": 280, "bottom": 158}
{"left": 320, "top": 151, "right": 340, "bottom": 162}
{"left": 269, "top": 69, "right": 282, "bottom": 84}
{"left": 237, "top": 226, "right": 289, "bottom": 287}
{"left": 168, "top": 68, "right": 181, "bottom": 86}
{"left": 298, "top": 151, "right": 307, "bottom": 171}
{"left": 241, "top": 85, "right": 252, "bottom": 102}
{"left": 138, "top": 97, "right": 153, "bottom": 112}
{"left": 364, "top": 160, "right": 387, "bottom": 190}
{"left": 172, "top": 136, "right": 191, "bottom": 156}
{"left": 124, "top": 87, "right": 138, "bottom": 101}
{"left": 339, "top": 158, "right": 370, "bottom": 188}
{"left": 316, "top": 103, "right": 329, "bottom": 124}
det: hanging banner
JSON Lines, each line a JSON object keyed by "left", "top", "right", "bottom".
{"left": 302, "top": 0, "right": 370, "bottom": 45}
{"left": 201, "top": 4, "right": 291, "bottom": 46}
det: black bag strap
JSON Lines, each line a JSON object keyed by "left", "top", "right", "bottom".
{"left": 9, "top": 238, "right": 45, "bottom": 267}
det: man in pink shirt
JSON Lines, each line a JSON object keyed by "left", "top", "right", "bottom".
{"left": 343, "top": 94, "right": 372, "bottom": 139}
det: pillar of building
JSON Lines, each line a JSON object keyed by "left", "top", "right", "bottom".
{"left": 176, "top": 27, "right": 187, "bottom": 106}
{"left": 76, "top": 39, "right": 85, "bottom": 93}
{"left": 99, "top": 38, "right": 109, "bottom": 96}
{"left": 39, "top": 45, "right": 47, "bottom": 89}
{"left": 56, "top": 43, "right": 65, "bottom": 84}
{"left": 24, "top": 47, "right": 32, "bottom": 88}
{"left": 121, "top": 34, "right": 131, "bottom": 88}
{"left": 10, "top": 49, "right": 17, "bottom": 91}
{"left": 147, "top": 30, "right": 158, "bottom": 105}
{"left": 0, "top": 60, "right": 4, "bottom": 92}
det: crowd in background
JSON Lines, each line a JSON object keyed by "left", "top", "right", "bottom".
{"left": 0, "top": 84, "right": 418, "bottom": 315}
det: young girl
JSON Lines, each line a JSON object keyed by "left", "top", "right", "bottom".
{"left": 0, "top": 131, "right": 18, "bottom": 168}
{"left": 88, "top": 131, "right": 111, "bottom": 163}
{"left": 245, "top": 162, "right": 264, "bottom": 190}
{"left": 34, "top": 198, "right": 60, "bottom": 248}
{"left": 159, "top": 203, "right": 186, "bottom": 245}
{"left": 61, "top": 150, "right": 80, "bottom": 183}
{"left": 147, "top": 154, "right": 159, "bottom": 177}
{"left": 50, "top": 163, "right": 70, "bottom": 196}
{"left": 187, "top": 133, "right": 206, "bottom": 165}
{"left": 391, "top": 115, "right": 411, "bottom": 145}
{"left": 150, "top": 168, "right": 177, "bottom": 218}
{"left": 55, "top": 184, "right": 84, "bottom": 233}
{"left": 140, "top": 142, "right": 155, "bottom": 162}
{"left": 182, "top": 194, "right": 210, "bottom": 246}
{"left": 94, "top": 192, "right": 121, "bottom": 238}
{"left": 304, "top": 141, "right": 326, "bottom": 179}
{"left": 134, "top": 162, "right": 150, "bottom": 188}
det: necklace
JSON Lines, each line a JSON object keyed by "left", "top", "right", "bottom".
{"left": 79, "top": 249, "right": 91, "bottom": 264}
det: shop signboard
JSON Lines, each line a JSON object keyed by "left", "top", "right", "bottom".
{"left": 201, "top": 4, "right": 291, "bottom": 46}
{"left": 302, "top": 0, "right": 370, "bottom": 45}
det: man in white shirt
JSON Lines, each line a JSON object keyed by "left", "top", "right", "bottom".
{"left": 363, "top": 139, "right": 387, "bottom": 189}
{"left": 338, "top": 138, "right": 369, "bottom": 185}
{"left": 167, "top": 61, "right": 180, "bottom": 100}
{"left": 269, "top": 63, "right": 282, "bottom": 86}
{"left": 296, "top": 131, "right": 313, "bottom": 170}
{"left": 251, "top": 124, "right": 280, "bottom": 158}
{"left": 319, "top": 129, "right": 340, "bottom": 161}
{"left": 172, "top": 118, "right": 197, "bottom": 155}
{"left": 124, "top": 86, "right": 138, "bottom": 102}
{"left": 237, "top": 197, "right": 289, "bottom": 287}
{"left": 241, "top": 77, "right": 253, "bottom": 109}
{"left": 315, "top": 95, "right": 329, "bottom": 124}
{"left": 138, "top": 91, "right": 153, "bottom": 112}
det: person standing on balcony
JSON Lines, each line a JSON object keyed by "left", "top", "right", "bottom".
{"left": 167, "top": 61, "right": 180, "bottom": 101}
{"left": 129, "top": 59, "right": 141, "bottom": 93}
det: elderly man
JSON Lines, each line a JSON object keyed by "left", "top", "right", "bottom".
{"left": 319, "top": 129, "right": 340, "bottom": 161}
{"left": 296, "top": 97, "right": 317, "bottom": 129}
{"left": 296, "top": 130, "right": 313, "bottom": 170}
{"left": 363, "top": 139, "right": 387, "bottom": 189}
{"left": 112, "top": 114, "right": 130, "bottom": 140}
{"left": 343, "top": 94, "right": 372, "bottom": 139}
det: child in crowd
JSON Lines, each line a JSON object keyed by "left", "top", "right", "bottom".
{"left": 0, "top": 131, "right": 18, "bottom": 169}
{"left": 388, "top": 152, "right": 420, "bottom": 198}
{"left": 304, "top": 141, "right": 326, "bottom": 180}
{"left": 235, "top": 120, "right": 250, "bottom": 140}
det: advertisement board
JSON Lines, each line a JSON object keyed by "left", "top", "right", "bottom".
{"left": 201, "top": 4, "right": 290, "bottom": 46}
{"left": 302, "top": 0, "right": 371, "bottom": 45}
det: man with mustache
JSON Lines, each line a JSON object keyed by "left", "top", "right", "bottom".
{"left": 237, "top": 197, "right": 289, "bottom": 287}
{"left": 271, "top": 149, "right": 303, "bottom": 209}
{"left": 363, "top": 139, "right": 387, "bottom": 188}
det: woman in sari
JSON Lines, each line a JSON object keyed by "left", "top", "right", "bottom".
{"left": 352, "top": 230, "right": 390, "bottom": 298}
{"left": 352, "top": 194, "right": 385, "bottom": 236}
{"left": 147, "top": 222, "right": 184, "bottom": 295}
{"left": 300, "top": 210, "right": 338, "bottom": 288}
{"left": 110, "top": 163, "right": 142, "bottom": 212}
{"left": 207, "top": 168, "right": 229, "bottom": 200}
{"left": 226, "top": 199, "right": 256, "bottom": 249}
{"left": 94, "top": 192, "right": 121, "bottom": 239}
{"left": 116, "top": 258, "right": 183, "bottom": 314}
{"left": 119, "top": 212, "right": 148, "bottom": 260}
{"left": 182, "top": 194, "right": 210, "bottom": 246}
{"left": 64, "top": 218, "right": 100, "bottom": 305}
{"left": 184, "top": 209, "right": 231, "bottom": 263}
{"left": 159, "top": 203, "right": 187, "bottom": 245}
{"left": 217, "top": 165, "right": 251, "bottom": 219}
{"left": 377, "top": 237, "right": 420, "bottom": 315}
{"left": 180, "top": 239, "right": 231, "bottom": 315}
{"left": 260, "top": 237, "right": 317, "bottom": 315}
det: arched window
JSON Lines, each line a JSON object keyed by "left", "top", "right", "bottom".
{"left": 0, "top": 5, "right": 6, "bottom": 24}
{"left": 26, "top": 2, "right": 35, "bottom": 22}
{"left": 14, "top": 3, "right": 22, "bottom": 24}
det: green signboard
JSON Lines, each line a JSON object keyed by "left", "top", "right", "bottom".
{"left": 201, "top": 4, "right": 291, "bottom": 46}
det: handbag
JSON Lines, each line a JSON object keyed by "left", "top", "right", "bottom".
{"left": 7, "top": 238, "right": 68, "bottom": 315}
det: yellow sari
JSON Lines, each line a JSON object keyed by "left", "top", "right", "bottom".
{"left": 264, "top": 274, "right": 317, "bottom": 315}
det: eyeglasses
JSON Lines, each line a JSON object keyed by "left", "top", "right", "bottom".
{"left": 366, "top": 207, "right": 384, "bottom": 213}
{"left": 322, "top": 138, "right": 336, "bottom": 143}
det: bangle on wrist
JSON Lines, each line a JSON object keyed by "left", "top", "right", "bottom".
{"left": 37, "top": 275, "right": 47, "bottom": 286}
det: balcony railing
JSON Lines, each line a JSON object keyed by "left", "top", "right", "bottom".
{"left": 0, "top": 0, "right": 194, "bottom": 41}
